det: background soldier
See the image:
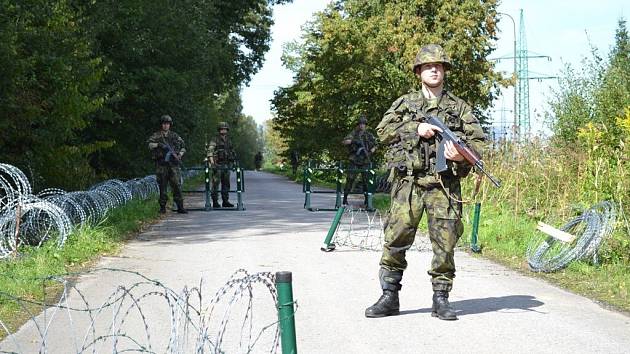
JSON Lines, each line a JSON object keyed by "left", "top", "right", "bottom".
{"left": 341, "top": 115, "right": 376, "bottom": 206}
{"left": 147, "top": 115, "right": 187, "bottom": 214}
{"left": 254, "top": 151, "right": 263, "bottom": 171}
{"left": 365, "top": 44, "right": 485, "bottom": 320}
{"left": 207, "top": 121, "right": 237, "bottom": 208}
{"left": 290, "top": 150, "right": 300, "bottom": 176}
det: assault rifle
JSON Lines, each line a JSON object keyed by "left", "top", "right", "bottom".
{"left": 426, "top": 116, "right": 501, "bottom": 188}
{"left": 160, "top": 142, "right": 181, "bottom": 165}
{"left": 353, "top": 135, "right": 371, "bottom": 164}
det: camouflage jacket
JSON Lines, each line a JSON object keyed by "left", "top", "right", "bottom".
{"left": 344, "top": 129, "right": 377, "bottom": 165}
{"left": 377, "top": 90, "right": 485, "bottom": 183}
{"left": 147, "top": 130, "right": 186, "bottom": 166}
{"left": 207, "top": 134, "right": 236, "bottom": 165}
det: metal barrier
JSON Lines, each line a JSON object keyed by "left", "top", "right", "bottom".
{"left": 181, "top": 161, "right": 212, "bottom": 211}
{"left": 209, "top": 161, "right": 246, "bottom": 211}
{"left": 180, "top": 161, "right": 245, "bottom": 211}
{"left": 302, "top": 160, "right": 374, "bottom": 212}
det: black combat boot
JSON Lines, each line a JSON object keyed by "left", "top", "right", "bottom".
{"left": 365, "top": 268, "right": 403, "bottom": 318}
{"left": 222, "top": 199, "right": 234, "bottom": 208}
{"left": 432, "top": 290, "right": 457, "bottom": 320}
{"left": 342, "top": 192, "right": 349, "bottom": 206}
{"left": 212, "top": 198, "right": 221, "bottom": 208}
{"left": 159, "top": 205, "right": 166, "bottom": 214}
{"left": 176, "top": 202, "right": 188, "bottom": 214}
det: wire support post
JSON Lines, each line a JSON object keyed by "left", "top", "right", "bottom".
{"left": 321, "top": 205, "right": 345, "bottom": 252}
{"left": 275, "top": 271, "right": 298, "bottom": 354}
{"left": 470, "top": 202, "right": 482, "bottom": 253}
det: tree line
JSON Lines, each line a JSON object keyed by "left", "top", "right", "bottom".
{"left": 271, "top": 0, "right": 507, "bottom": 164}
{"left": 0, "top": 0, "right": 290, "bottom": 190}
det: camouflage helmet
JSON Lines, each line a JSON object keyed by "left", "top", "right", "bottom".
{"left": 217, "top": 121, "right": 230, "bottom": 131}
{"left": 160, "top": 115, "right": 173, "bottom": 124}
{"left": 357, "top": 115, "right": 368, "bottom": 125}
{"left": 412, "top": 44, "right": 451, "bottom": 72}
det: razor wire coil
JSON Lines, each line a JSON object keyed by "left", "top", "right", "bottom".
{"left": 332, "top": 208, "right": 431, "bottom": 252}
{"left": 527, "top": 201, "right": 617, "bottom": 273}
{"left": 0, "top": 163, "right": 160, "bottom": 259}
{"left": 0, "top": 268, "right": 285, "bottom": 353}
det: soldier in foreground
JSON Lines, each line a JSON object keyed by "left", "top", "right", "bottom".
{"left": 341, "top": 115, "right": 377, "bottom": 206}
{"left": 147, "top": 115, "right": 187, "bottom": 214}
{"left": 207, "top": 121, "right": 237, "bottom": 208}
{"left": 365, "top": 44, "right": 485, "bottom": 320}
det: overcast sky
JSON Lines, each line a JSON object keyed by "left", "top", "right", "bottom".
{"left": 241, "top": 0, "right": 629, "bottom": 137}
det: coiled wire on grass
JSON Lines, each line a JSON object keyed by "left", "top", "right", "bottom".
{"left": 527, "top": 201, "right": 617, "bottom": 273}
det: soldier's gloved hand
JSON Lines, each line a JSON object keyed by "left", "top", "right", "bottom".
{"left": 417, "top": 123, "right": 442, "bottom": 138}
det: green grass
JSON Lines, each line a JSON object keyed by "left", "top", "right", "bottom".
{"left": 0, "top": 197, "right": 160, "bottom": 338}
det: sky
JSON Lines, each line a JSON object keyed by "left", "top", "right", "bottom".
{"left": 241, "top": 0, "right": 629, "bottom": 137}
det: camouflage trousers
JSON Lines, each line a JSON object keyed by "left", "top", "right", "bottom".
{"left": 211, "top": 166, "right": 231, "bottom": 201}
{"left": 156, "top": 164, "right": 183, "bottom": 207}
{"left": 380, "top": 175, "right": 463, "bottom": 292}
{"left": 344, "top": 163, "right": 369, "bottom": 195}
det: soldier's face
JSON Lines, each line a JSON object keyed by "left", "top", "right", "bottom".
{"left": 161, "top": 122, "right": 171, "bottom": 131}
{"left": 358, "top": 123, "right": 366, "bottom": 131}
{"left": 419, "top": 63, "right": 444, "bottom": 88}
{"left": 219, "top": 128, "right": 228, "bottom": 135}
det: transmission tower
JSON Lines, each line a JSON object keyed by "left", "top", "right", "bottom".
{"left": 515, "top": 9, "right": 556, "bottom": 139}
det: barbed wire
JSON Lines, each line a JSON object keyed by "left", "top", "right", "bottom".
{"left": 0, "top": 163, "right": 161, "bottom": 259}
{"left": 527, "top": 201, "right": 617, "bottom": 273}
{"left": 332, "top": 208, "right": 431, "bottom": 252}
{"left": 0, "top": 268, "right": 286, "bottom": 353}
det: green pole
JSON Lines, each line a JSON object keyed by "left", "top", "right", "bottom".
{"left": 335, "top": 161, "right": 342, "bottom": 209}
{"left": 304, "top": 161, "right": 312, "bottom": 210}
{"left": 470, "top": 202, "right": 482, "bottom": 253}
{"left": 276, "top": 271, "right": 297, "bottom": 354}
{"left": 321, "top": 205, "right": 345, "bottom": 251}
{"left": 204, "top": 161, "right": 211, "bottom": 211}
{"left": 236, "top": 165, "right": 244, "bottom": 211}
{"left": 366, "top": 164, "right": 374, "bottom": 211}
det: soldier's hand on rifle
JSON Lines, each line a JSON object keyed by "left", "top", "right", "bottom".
{"left": 417, "top": 123, "right": 442, "bottom": 138}
{"left": 444, "top": 140, "right": 464, "bottom": 162}
{"left": 342, "top": 138, "right": 352, "bottom": 145}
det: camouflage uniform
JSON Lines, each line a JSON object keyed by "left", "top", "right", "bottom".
{"left": 365, "top": 44, "right": 486, "bottom": 320}
{"left": 207, "top": 122, "right": 237, "bottom": 205}
{"left": 343, "top": 127, "right": 377, "bottom": 204}
{"left": 377, "top": 91, "right": 485, "bottom": 291}
{"left": 147, "top": 121, "right": 186, "bottom": 211}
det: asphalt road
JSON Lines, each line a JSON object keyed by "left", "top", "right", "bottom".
{"left": 2, "top": 171, "right": 630, "bottom": 353}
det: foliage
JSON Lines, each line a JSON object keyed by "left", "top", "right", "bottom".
{"left": 271, "top": 0, "right": 505, "bottom": 164}
{"left": 0, "top": 0, "right": 288, "bottom": 190}
{"left": 0, "top": 0, "right": 107, "bottom": 189}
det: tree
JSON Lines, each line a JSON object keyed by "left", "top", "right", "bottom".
{"left": 0, "top": 0, "right": 107, "bottom": 189}
{"left": 272, "top": 0, "right": 503, "bottom": 163}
